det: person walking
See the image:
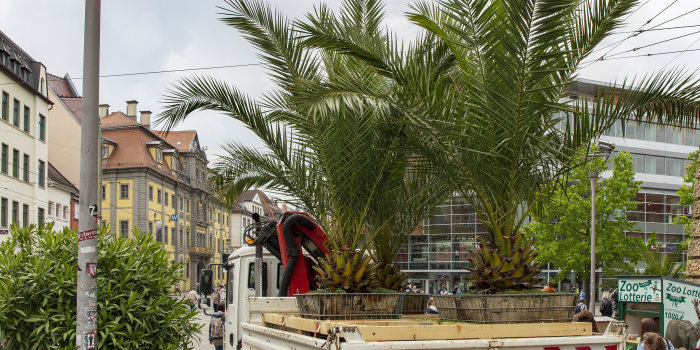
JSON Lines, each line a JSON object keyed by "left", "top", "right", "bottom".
{"left": 611, "top": 288, "right": 619, "bottom": 316}
{"left": 187, "top": 289, "right": 198, "bottom": 312}
{"left": 212, "top": 285, "right": 221, "bottom": 312}
{"left": 209, "top": 303, "right": 225, "bottom": 350}
{"left": 600, "top": 295, "right": 613, "bottom": 317}
{"left": 575, "top": 298, "right": 587, "bottom": 314}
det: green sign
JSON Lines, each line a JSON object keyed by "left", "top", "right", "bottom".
{"left": 618, "top": 278, "right": 662, "bottom": 303}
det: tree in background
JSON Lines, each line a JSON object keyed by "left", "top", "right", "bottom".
{"left": 0, "top": 225, "right": 200, "bottom": 350}
{"left": 673, "top": 151, "right": 697, "bottom": 232}
{"left": 523, "top": 152, "right": 643, "bottom": 285}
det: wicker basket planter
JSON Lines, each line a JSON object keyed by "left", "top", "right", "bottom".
{"left": 401, "top": 293, "right": 431, "bottom": 314}
{"left": 296, "top": 293, "right": 402, "bottom": 320}
{"left": 433, "top": 293, "right": 576, "bottom": 324}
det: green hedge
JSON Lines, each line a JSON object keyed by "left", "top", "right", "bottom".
{"left": 0, "top": 224, "right": 202, "bottom": 350}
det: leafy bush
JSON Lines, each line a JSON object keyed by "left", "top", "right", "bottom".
{"left": 0, "top": 224, "right": 201, "bottom": 349}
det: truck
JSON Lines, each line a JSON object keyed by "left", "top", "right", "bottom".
{"left": 199, "top": 213, "right": 628, "bottom": 350}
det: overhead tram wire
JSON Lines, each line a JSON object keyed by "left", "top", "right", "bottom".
{"left": 587, "top": 0, "right": 654, "bottom": 55}
{"left": 660, "top": 36, "right": 700, "bottom": 69}
{"left": 582, "top": 1, "right": 696, "bottom": 69}
{"left": 603, "top": 29, "right": 700, "bottom": 59}
{"left": 592, "top": 48, "right": 700, "bottom": 61}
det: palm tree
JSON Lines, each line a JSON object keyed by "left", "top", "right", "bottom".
{"left": 157, "top": 0, "right": 450, "bottom": 293}
{"left": 299, "top": 0, "right": 700, "bottom": 292}
{"left": 604, "top": 233, "right": 687, "bottom": 282}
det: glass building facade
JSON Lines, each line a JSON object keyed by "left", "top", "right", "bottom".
{"left": 400, "top": 81, "right": 698, "bottom": 294}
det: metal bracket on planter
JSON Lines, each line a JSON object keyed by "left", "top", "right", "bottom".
{"left": 339, "top": 326, "right": 364, "bottom": 343}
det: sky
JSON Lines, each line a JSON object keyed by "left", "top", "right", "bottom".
{"left": 1, "top": 0, "right": 699, "bottom": 160}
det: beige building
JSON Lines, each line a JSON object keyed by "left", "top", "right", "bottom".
{"left": 46, "top": 73, "right": 81, "bottom": 189}
{"left": 0, "top": 30, "right": 52, "bottom": 240}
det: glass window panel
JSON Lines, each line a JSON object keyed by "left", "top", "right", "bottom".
{"left": 646, "top": 213, "right": 665, "bottom": 223}
{"left": 644, "top": 155, "right": 657, "bottom": 174}
{"left": 655, "top": 126, "right": 666, "bottom": 143}
{"left": 645, "top": 124, "right": 656, "bottom": 142}
{"left": 625, "top": 122, "right": 636, "bottom": 139}
{"left": 683, "top": 129, "right": 698, "bottom": 147}
{"left": 627, "top": 211, "right": 644, "bottom": 222}
{"left": 430, "top": 205, "right": 451, "bottom": 216}
{"left": 666, "top": 158, "right": 684, "bottom": 177}
{"left": 656, "top": 157, "right": 665, "bottom": 175}
{"left": 636, "top": 124, "right": 645, "bottom": 140}
{"left": 667, "top": 128, "right": 683, "bottom": 145}
{"left": 426, "top": 224, "right": 451, "bottom": 234}
{"left": 632, "top": 154, "right": 645, "bottom": 173}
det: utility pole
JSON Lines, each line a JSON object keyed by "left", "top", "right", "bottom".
{"left": 589, "top": 167, "right": 598, "bottom": 314}
{"left": 76, "top": 1, "right": 101, "bottom": 349}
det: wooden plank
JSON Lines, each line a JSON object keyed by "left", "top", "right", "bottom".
{"left": 263, "top": 313, "right": 591, "bottom": 342}
{"left": 354, "top": 322, "right": 592, "bottom": 342}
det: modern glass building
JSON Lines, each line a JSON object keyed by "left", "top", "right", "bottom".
{"left": 399, "top": 79, "right": 697, "bottom": 294}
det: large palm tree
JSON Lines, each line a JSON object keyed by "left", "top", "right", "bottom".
{"left": 300, "top": 0, "right": 700, "bottom": 292}
{"left": 157, "top": 0, "right": 450, "bottom": 292}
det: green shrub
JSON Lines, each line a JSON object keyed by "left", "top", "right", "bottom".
{"left": 0, "top": 224, "right": 201, "bottom": 349}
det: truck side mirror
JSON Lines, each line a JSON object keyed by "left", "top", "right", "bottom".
{"left": 200, "top": 269, "right": 213, "bottom": 295}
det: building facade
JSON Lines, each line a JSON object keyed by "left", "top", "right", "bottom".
{"left": 0, "top": 30, "right": 52, "bottom": 241}
{"left": 99, "top": 101, "right": 233, "bottom": 290}
{"left": 398, "top": 79, "right": 697, "bottom": 294}
{"left": 47, "top": 162, "right": 78, "bottom": 231}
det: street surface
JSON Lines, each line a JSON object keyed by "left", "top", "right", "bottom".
{"left": 191, "top": 306, "right": 211, "bottom": 350}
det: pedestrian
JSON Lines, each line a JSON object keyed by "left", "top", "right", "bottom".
{"left": 575, "top": 298, "right": 587, "bottom": 314}
{"left": 451, "top": 285, "right": 462, "bottom": 295}
{"left": 611, "top": 288, "right": 619, "bottom": 313}
{"left": 579, "top": 290, "right": 585, "bottom": 301}
{"left": 600, "top": 294, "right": 613, "bottom": 317}
{"left": 212, "top": 285, "right": 221, "bottom": 312}
{"left": 187, "top": 289, "right": 198, "bottom": 312}
{"left": 405, "top": 284, "right": 412, "bottom": 293}
{"left": 439, "top": 284, "right": 448, "bottom": 295}
{"left": 412, "top": 285, "right": 418, "bottom": 293}
{"left": 209, "top": 306, "right": 225, "bottom": 350}
{"left": 218, "top": 284, "right": 226, "bottom": 309}
{"left": 637, "top": 332, "right": 674, "bottom": 350}
{"left": 426, "top": 297, "right": 439, "bottom": 314}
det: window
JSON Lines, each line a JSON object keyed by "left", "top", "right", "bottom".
{"left": 63, "top": 206, "right": 68, "bottom": 219}
{"left": 23, "top": 106, "right": 29, "bottom": 133}
{"left": 38, "top": 160, "right": 45, "bottom": 187}
{"left": 164, "top": 192, "right": 169, "bottom": 207}
{"left": 1, "top": 91, "right": 7, "bottom": 121}
{"left": 120, "top": 184, "right": 129, "bottom": 199}
{"left": 22, "top": 154, "right": 28, "bottom": 182}
{"left": 38, "top": 114, "right": 46, "bottom": 141}
{"left": 1, "top": 144, "right": 6, "bottom": 174}
{"left": 120, "top": 220, "right": 129, "bottom": 238}
{"left": 172, "top": 194, "right": 175, "bottom": 208}
{"left": 22, "top": 204, "right": 28, "bottom": 226}
{"left": 156, "top": 149, "right": 162, "bottom": 163}
{"left": 12, "top": 149, "right": 18, "bottom": 178}
{"left": 172, "top": 228, "right": 177, "bottom": 246}
{"left": 12, "top": 99, "right": 19, "bottom": 127}
{"left": 0, "top": 198, "right": 6, "bottom": 227}
{"left": 149, "top": 221, "right": 153, "bottom": 234}
{"left": 11, "top": 201, "right": 18, "bottom": 224}
{"left": 157, "top": 189, "right": 162, "bottom": 204}
{"left": 149, "top": 186, "right": 153, "bottom": 201}
{"left": 101, "top": 185, "right": 106, "bottom": 200}
{"left": 55, "top": 204, "right": 61, "bottom": 218}
{"left": 179, "top": 198, "right": 183, "bottom": 210}
{"left": 48, "top": 202, "right": 54, "bottom": 216}
{"left": 38, "top": 208, "right": 45, "bottom": 226}
{"left": 101, "top": 144, "right": 108, "bottom": 159}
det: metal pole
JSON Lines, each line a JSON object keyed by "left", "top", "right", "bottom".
{"left": 76, "top": 1, "right": 100, "bottom": 349}
{"left": 589, "top": 168, "right": 598, "bottom": 313}
{"left": 252, "top": 214, "right": 263, "bottom": 297}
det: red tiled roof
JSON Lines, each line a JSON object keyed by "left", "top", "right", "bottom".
{"left": 61, "top": 97, "right": 82, "bottom": 122}
{"left": 101, "top": 126, "right": 177, "bottom": 180}
{"left": 101, "top": 111, "right": 140, "bottom": 128}
{"left": 47, "top": 73, "right": 78, "bottom": 98}
{"left": 153, "top": 130, "right": 197, "bottom": 153}
{"left": 48, "top": 162, "right": 78, "bottom": 193}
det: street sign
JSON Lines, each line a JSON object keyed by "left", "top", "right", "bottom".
{"left": 170, "top": 214, "right": 178, "bottom": 222}
{"left": 618, "top": 277, "right": 662, "bottom": 303}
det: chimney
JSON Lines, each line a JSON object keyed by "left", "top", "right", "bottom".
{"left": 98, "top": 104, "right": 110, "bottom": 118}
{"left": 126, "top": 100, "right": 138, "bottom": 121}
{"left": 140, "top": 110, "right": 152, "bottom": 130}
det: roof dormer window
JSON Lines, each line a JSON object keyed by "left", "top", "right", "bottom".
{"left": 156, "top": 149, "right": 162, "bottom": 163}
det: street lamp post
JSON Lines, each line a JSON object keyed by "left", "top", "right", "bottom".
{"left": 588, "top": 140, "right": 614, "bottom": 313}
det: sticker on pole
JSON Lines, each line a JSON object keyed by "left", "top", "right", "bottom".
{"left": 79, "top": 229, "right": 97, "bottom": 242}
{"left": 84, "top": 333, "right": 96, "bottom": 350}
{"left": 86, "top": 263, "right": 97, "bottom": 278}
{"left": 89, "top": 204, "right": 98, "bottom": 218}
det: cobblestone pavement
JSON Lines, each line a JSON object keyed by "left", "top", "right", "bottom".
{"left": 191, "top": 307, "right": 212, "bottom": 350}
